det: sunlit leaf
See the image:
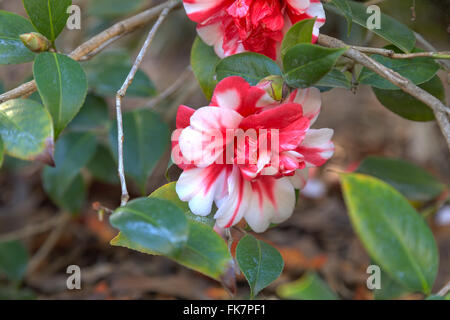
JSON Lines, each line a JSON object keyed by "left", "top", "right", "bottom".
{"left": 280, "top": 18, "right": 316, "bottom": 58}
{"left": 0, "top": 10, "right": 36, "bottom": 64}
{"left": 277, "top": 273, "right": 338, "bottom": 300}
{"left": 341, "top": 173, "right": 439, "bottom": 294}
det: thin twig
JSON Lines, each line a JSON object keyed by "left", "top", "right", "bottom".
{"left": 351, "top": 46, "right": 450, "bottom": 59}
{"left": 116, "top": 6, "right": 174, "bottom": 206}
{"left": 414, "top": 32, "right": 450, "bottom": 73}
{"left": 318, "top": 34, "right": 450, "bottom": 150}
{"left": 0, "top": 0, "right": 181, "bottom": 103}
{"left": 437, "top": 280, "right": 450, "bottom": 296}
{"left": 145, "top": 66, "right": 193, "bottom": 109}
{"left": 0, "top": 216, "right": 62, "bottom": 243}
{"left": 26, "top": 213, "right": 71, "bottom": 276}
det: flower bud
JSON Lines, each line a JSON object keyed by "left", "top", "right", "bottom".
{"left": 256, "top": 75, "right": 286, "bottom": 102}
{"left": 19, "top": 32, "right": 51, "bottom": 53}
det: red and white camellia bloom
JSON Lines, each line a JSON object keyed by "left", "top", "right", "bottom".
{"left": 172, "top": 76, "right": 334, "bottom": 232}
{"left": 183, "top": 0, "right": 326, "bottom": 59}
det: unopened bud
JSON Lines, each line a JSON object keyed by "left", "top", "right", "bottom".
{"left": 20, "top": 32, "right": 51, "bottom": 53}
{"left": 257, "top": 75, "right": 285, "bottom": 102}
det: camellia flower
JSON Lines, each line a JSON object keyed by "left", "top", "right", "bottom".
{"left": 183, "top": 0, "right": 326, "bottom": 59}
{"left": 172, "top": 76, "right": 334, "bottom": 232}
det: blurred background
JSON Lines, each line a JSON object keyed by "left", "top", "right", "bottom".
{"left": 0, "top": 0, "right": 449, "bottom": 299}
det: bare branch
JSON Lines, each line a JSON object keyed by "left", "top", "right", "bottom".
{"left": 350, "top": 46, "right": 450, "bottom": 60}
{"left": 26, "top": 213, "right": 70, "bottom": 276}
{"left": 318, "top": 34, "right": 450, "bottom": 150}
{"left": 116, "top": 5, "right": 174, "bottom": 206}
{"left": 0, "top": 0, "right": 181, "bottom": 104}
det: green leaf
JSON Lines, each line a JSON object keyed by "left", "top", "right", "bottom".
{"left": 236, "top": 234, "right": 284, "bottom": 298}
{"left": 359, "top": 51, "right": 439, "bottom": 90}
{"left": 88, "top": 0, "right": 146, "bottom": 19}
{"left": 42, "top": 132, "right": 97, "bottom": 213}
{"left": 149, "top": 182, "right": 215, "bottom": 227}
{"left": 0, "top": 10, "right": 36, "bottom": 64}
{"left": 109, "top": 109, "right": 169, "bottom": 193}
{"left": 0, "top": 286, "right": 36, "bottom": 300}
{"left": 34, "top": 52, "right": 88, "bottom": 137}
{"left": 277, "top": 273, "right": 338, "bottom": 300}
{"left": 87, "top": 144, "right": 119, "bottom": 185}
{"left": 283, "top": 44, "right": 347, "bottom": 88}
{"left": 110, "top": 198, "right": 189, "bottom": 256}
{"left": 340, "top": 173, "right": 439, "bottom": 294}
{"left": 0, "top": 240, "right": 28, "bottom": 282}
{"left": 316, "top": 69, "right": 351, "bottom": 90}
{"left": 111, "top": 183, "right": 231, "bottom": 280}
{"left": 85, "top": 52, "right": 156, "bottom": 97}
{"left": 22, "top": 0, "right": 71, "bottom": 42}
{"left": 191, "top": 36, "right": 220, "bottom": 100}
{"left": 280, "top": 18, "right": 316, "bottom": 58}
{"left": 68, "top": 94, "right": 109, "bottom": 131}
{"left": 216, "top": 52, "right": 282, "bottom": 86}
{"left": 0, "top": 99, "right": 54, "bottom": 162}
{"left": 372, "top": 75, "right": 444, "bottom": 122}
{"left": 374, "top": 268, "right": 410, "bottom": 300}
{"left": 356, "top": 156, "right": 446, "bottom": 202}
{"left": 329, "top": 0, "right": 353, "bottom": 35}
{"left": 325, "top": 0, "right": 415, "bottom": 53}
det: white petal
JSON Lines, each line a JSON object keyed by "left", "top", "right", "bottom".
{"left": 244, "top": 177, "right": 296, "bottom": 232}
{"left": 176, "top": 165, "right": 228, "bottom": 216}
{"left": 289, "top": 168, "right": 309, "bottom": 189}
{"left": 214, "top": 166, "right": 252, "bottom": 228}
{"left": 288, "top": 87, "right": 321, "bottom": 125}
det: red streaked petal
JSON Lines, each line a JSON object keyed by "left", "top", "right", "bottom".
{"left": 176, "top": 164, "right": 231, "bottom": 216}
{"left": 287, "top": 87, "right": 321, "bottom": 125}
{"left": 211, "top": 76, "right": 267, "bottom": 117}
{"left": 239, "top": 102, "right": 303, "bottom": 131}
{"left": 183, "top": 0, "right": 230, "bottom": 23}
{"left": 289, "top": 168, "right": 309, "bottom": 189}
{"left": 296, "top": 128, "right": 334, "bottom": 167}
{"left": 279, "top": 116, "right": 310, "bottom": 151}
{"left": 244, "top": 176, "right": 296, "bottom": 232}
{"left": 215, "top": 166, "right": 252, "bottom": 228}
{"left": 176, "top": 105, "right": 196, "bottom": 129}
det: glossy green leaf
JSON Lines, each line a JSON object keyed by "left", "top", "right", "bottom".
{"left": 216, "top": 52, "right": 282, "bottom": 86}
{"left": 111, "top": 183, "right": 231, "bottom": 280}
{"left": 0, "top": 240, "right": 29, "bottom": 282}
{"left": 110, "top": 198, "right": 189, "bottom": 256}
{"left": 0, "top": 99, "right": 53, "bottom": 162}
{"left": 85, "top": 52, "right": 156, "bottom": 97}
{"left": 109, "top": 109, "right": 169, "bottom": 193}
{"left": 341, "top": 173, "right": 439, "bottom": 294}
{"left": 283, "top": 44, "right": 347, "bottom": 88}
{"left": 236, "top": 234, "right": 284, "bottom": 298}
{"left": 374, "top": 268, "right": 410, "bottom": 300}
{"left": 325, "top": 0, "right": 415, "bottom": 53}
{"left": 372, "top": 75, "right": 444, "bottom": 122}
{"left": 22, "top": 0, "right": 71, "bottom": 42}
{"left": 280, "top": 18, "right": 316, "bottom": 58}
{"left": 87, "top": 144, "right": 118, "bottom": 185}
{"left": 68, "top": 94, "right": 109, "bottom": 131}
{"left": 359, "top": 52, "right": 439, "bottom": 90}
{"left": 88, "top": 0, "right": 146, "bottom": 19}
{"left": 329, "top": 0, "right": 353, "bottom": 35}
{"left": 356, "top": 156, "right": 445, "bottom": 202}
{"left": 277, "top": 273, "right": 338, "bottom": 300}
{"left": 0, "top": 10, "right": 36, "bottom": 64}
{"left": 191, "top": 36, "right": 220, "bottom": 100}
{"left": 42, "top": 132, "right": 97, "bottom": 213}
{"left": 316, "top": 69, "right": 351, "bottom": 90}
{"left": 150, "top": 182, "right": 215, "bottom": 227}
{"left": 34, "top": 52, "right": 88, "bottom": 137}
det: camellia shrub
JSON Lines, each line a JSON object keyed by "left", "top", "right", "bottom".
{"left": 0, "top": 0, "right": 449, "bottom": 300}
